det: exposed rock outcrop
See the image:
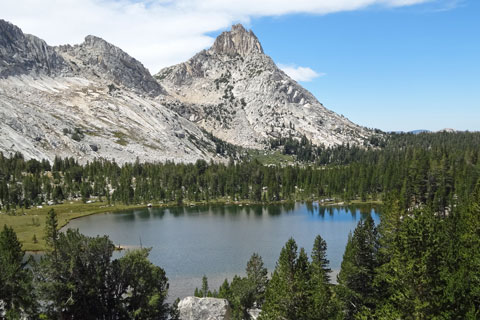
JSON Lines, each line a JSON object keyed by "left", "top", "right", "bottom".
{"left": 0, "top": 20, "right": 377, "bottom": 164}
{"left": 0, "top": 19, "right": 70, "bottom": 78}
{"left": 211, "top": 24, "right": 264, "bottom": 57}
{"left": 156, "top": 24, "right": 374, "bottom": 149}
{"left": 56, "top": 36, "right": 165, "bottom": 96}
{"left": 0, "top": 20, "right": 221, "bottom": 164}
{"left": 247, "top": 308, "right": 261, "bottom": 320}
{"left": 178, "top": 297, "right": 232, "bottom": 320}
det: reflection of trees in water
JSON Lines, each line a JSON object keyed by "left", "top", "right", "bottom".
{"left": 137, "top": 208, "right": 166, "bottom": 220}
{"left": 282, "top": 202, "right": 295, "bottom": 213}
{"left": 306, "top": 201, "right": 314, "bottom": 214}
{"left": 253, "top": 205, "right": 263, "bottom": 216}
{"left": 224, "top": 205, "right": 241, "bottom": 216}
{"left": 159, "top": 202, "right": 380, "bottom": 219}
{"left": 151, "top": 208, "right": 166, "bottom": 218}
{"left": 266, "top": 205, "right": 281, "bottom": 216}
{"left": 168, "top": 206, "right": 185, "bottom": 217}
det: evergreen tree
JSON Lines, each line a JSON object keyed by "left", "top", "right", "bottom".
{"left": 309, "top": 235, "right": 334, "bottom": 320}
{"left": 117, "top": 248, "right": 170, "bottom": 319}
{"left": 0, "top": 225, "right": 37, "bottom": 318}
{"left": 336, "top": 215, "right": 378, "bottom": 319}
{"left": 202, "top": 275, "right": 209, "bottom": 298}
{"left": 260, "top": 238, "right": 299, "bottom": 320}
{"left": 245, "top": 253, "right": 269, "bottom": 308}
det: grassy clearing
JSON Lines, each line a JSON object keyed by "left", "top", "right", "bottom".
{"left": 248, "top": 150, "right": 295, "bottom": 165}
{"left": 347, "top": 199, "right": 383, "bottom": 205}
{"left": 0, "top": 201, "right": 147, "bottom": 251}
{"left": 0, "top": 198, "right": 266, "bottom": 251}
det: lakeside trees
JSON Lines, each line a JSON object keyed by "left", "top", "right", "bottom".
{"left": 1, "top": 132, "right": 480, "bottom": 211}
{"left": 202, "top": 178, "right": 480, "bottom": 319}
{"left": 0, "top": 225, "right": 36, "bottom": 318}
{"left": 0, "top": 210, "right": 171, "bottom": 319}
{"left": 2, "top": 131, "right": 480, "bottom": 318}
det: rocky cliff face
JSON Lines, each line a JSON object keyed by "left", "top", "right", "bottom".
{"left": 56, "top": 36, "right": 164, "bottom": 96}
{"left": 0, "top": 20, "right": 376, "bottom": 164}
{"left": 0, "top": 20, "right": 220, "bottom": 164}
{"left": 156, "top": 24, "right": 373, "bottom": 148}
{"left": 211, "top": 24, "right": 264, "bottom": 57}
{"left": 0, "top": 19, "right": 70, "bottom": 78}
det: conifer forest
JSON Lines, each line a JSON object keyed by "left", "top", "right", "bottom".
{"left": 1, "top": 131, "right": 480, "bottom": 319}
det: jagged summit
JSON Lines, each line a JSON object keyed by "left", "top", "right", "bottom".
{"left": 0, "top": 19, "right": 70, "bottom": 78}
{"left": 156, "top": 24, "right": 374, "bottom": 149}
{"left": 56, "top": 35, "right": 165, "bottom": 96}
{"left": 210, "top": 24, "right": 264, "bottom": 57}
{"left": 0, "top": 20, "right": 221, "bottom": 164}
{"left": 0, "top": 19, "right": 163, "bottom": 96}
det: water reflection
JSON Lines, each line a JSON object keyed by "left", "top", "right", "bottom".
{"left": 67, "top": 203, "right": 380, "bottom": 300}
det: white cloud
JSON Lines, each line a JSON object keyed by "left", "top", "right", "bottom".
{"left": 278, "top": 64, "right": 326, "bottom": 82}
{"left": 0, "top": 0, "right": 431, "bottom": 73}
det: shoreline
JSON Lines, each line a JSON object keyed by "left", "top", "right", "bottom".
{"left": 1, "top": 198, "right": 382, "bottom": 251}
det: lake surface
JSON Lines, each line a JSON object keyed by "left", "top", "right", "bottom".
{"left": 66, "top": 203, "right": 380, "bottom": 300}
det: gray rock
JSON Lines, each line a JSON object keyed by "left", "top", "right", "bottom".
{"left": 247, "top": 308, "right": 261, "bottom": 320}
{"left": 178, "top": 297, "right": 231, "bottom": 320}
{"left": 156, "top": 24, "right": 377, "bottom": 149}
{"left": 0, "top": 20, "right": 224, "bottom": 164}
{"left": 56, "top": 35, "right": 165, "bottom": 97}
{"left": 0, "top": 19, "right": 71, "bottom": 78}
{"left": 211, "top": 24, "right": 264, "bottom": 57}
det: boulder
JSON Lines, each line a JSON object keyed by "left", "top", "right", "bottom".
{"left": 178, "top": 297, "right": 231, "bottom": 320}
{"left": 247, "top": 308, "right": 261, "bottom": 320}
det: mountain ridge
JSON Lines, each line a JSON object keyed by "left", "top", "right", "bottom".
{"left": 0, "top": 19, "right": 377, "bottom": 163}
{"left": 0, "top": 19, "right": 223, "bottom": 164}
{"left": 156, "top": 24, "right": 374, "bottom": 149}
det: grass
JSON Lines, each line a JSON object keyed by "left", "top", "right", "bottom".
{"left": 0, "top": 201, "right": 146, "bottom": 251}
{"left": 113, "top": 131, "right": 129, "bottom": 146}
{"left": 347, "top": 199, "right": 384, "bottom": 205}
{"left": 0, "top": 198, "right": 269, "bottom": 251}
{"left": 248, "top": 150, "right": 295, "bottom": 165}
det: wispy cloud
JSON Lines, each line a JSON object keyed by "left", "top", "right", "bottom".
{"left": 433, "top": 0, "right": 465, "bottom": 11}
{"left": 1, "top": 0, "right": 432, "bottom": 73}
{"left": 278, "top": 64, "right": 326, "bottom": 82}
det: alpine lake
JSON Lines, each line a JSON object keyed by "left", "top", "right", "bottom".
{"left": 65, "top": 202, "right": 380, "bottom": 301}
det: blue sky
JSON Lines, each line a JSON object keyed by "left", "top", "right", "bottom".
{"left": 2, "top": 0, "right": 479, "bottom": 132}
{"left": 238, "top": 1, "right": 480, "bottom": 132}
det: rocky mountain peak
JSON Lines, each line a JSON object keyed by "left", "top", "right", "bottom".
{"left": 83, "top": 35, "right": 107, "bottom": 45}
{"left": 157, "top": 24, "right": 374, "bottom": 149}
{"left": 210, "top": 24, "right": 264, "bottom": 57}
{"left": 56, "top": 34, "right": 165, "bottom": 96}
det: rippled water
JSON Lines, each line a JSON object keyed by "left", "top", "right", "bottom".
{"left": 65, "top": 202, "right": 380, "bottom": 300}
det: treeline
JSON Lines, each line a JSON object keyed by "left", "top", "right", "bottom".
{"left": 200, "top": 185, "right": 480, "bottom": 319}
{"left": 1, "top": 132, "right": 480, "bottom": 213}
{"left": 3, "top": 185, "right": 480, "bottom": 319}
{"left": 0, "top": 209, "right": 178, "bottom": 319}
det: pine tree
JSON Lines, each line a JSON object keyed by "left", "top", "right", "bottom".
{"left": 44, "top": 209, "right": 59, "bottom": 254}
{"left": 202, "top": 275, "right": 209, "bottom": 298}
{"left": 336, "top": 215, "right": 378, "bottom": 319}
{"left": 309, "top": 235, "right": 334, "bottom": 320}
{"left": 260, "top": 238, "right": 299, "bottom": 320}
{"left": 0, "top": 225, "right": 37, "bottom": 318}
{"left": 246, "top": 253, "right": 268, "bottom": 308}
